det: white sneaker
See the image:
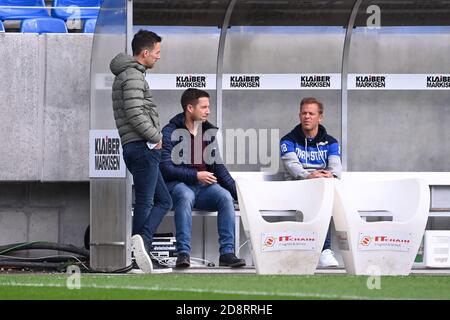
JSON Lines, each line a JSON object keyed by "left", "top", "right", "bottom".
{"left": 131, "top": 235, "right": 153, "bottom": 273}
{"left": 318, "top": 249, "right": 339, "bottom": 268}
{"left": 131, "top": 235, "right": 172, "bottom": 274}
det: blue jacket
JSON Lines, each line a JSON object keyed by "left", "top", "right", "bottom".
{"left": 280, "top": 124, "right": 342, "bottom": 179}
{"left": 160, "top": 113, "right": 237, "bottom": 200}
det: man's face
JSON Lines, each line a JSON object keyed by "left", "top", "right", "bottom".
{"left": 188, "top": 97, "right": 210, "bottom": 122}
{"left": 299, "top": 103, "right": 323, "bottom": 132}
{"left": 142, "top": 42, "right": 161, "bottom": 69}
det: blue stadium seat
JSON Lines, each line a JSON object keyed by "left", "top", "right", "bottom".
{"left": 51, "top": 0, "right": 100, "bottom": 21}
{"left": 0, "top": 21, "right": 4, "bottom": 32}
{"left": 0, "top": 0, "right": 49, "bottom": 20}
{"left": 21, "top": 17, "right": 68, "bottom": 33}
{"left": 82, "top": 17, "right": 95, "bottom": 33}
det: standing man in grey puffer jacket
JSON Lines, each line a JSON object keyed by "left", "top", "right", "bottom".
{"left": 110, "top": 30, "right": 172, "bottom": 273}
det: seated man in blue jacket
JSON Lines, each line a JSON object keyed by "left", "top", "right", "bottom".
{"left": 160, "top": 88, "right": 246, "bottom": 268}
{"left": 280, "top": 97, "right": 342, "bottom": 268}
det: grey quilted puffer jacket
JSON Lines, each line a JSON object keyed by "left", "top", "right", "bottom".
{"left": 110, "top": 53, "right": 162, "bottom": 146}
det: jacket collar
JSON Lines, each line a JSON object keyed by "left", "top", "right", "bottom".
{"left": 169, "top": 113, "right": 217, "bottom": 132}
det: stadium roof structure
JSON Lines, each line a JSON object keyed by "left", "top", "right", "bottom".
{"left": 132, "top": 0, "right": 450, "bottom": 27}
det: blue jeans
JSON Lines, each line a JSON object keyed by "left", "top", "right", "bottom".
{"left": 323, "top": 227, "right": 332, "bottom": 251}
{"left": 171, "top": 182, "right": 235, "bottom": 255}
{"left": 122, "top": 141, "right": 172, "bottom": 247}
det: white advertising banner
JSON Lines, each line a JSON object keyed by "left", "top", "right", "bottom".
{"left": 357, "top": 232, "right": 413, "bottom": 252}
{"left": 147, "top": 73, "right": 450, "bottom": 90}
{"left": 95, "top": 73, "right": 450, "bottom": 90}
{"left": 348, "top": 74, "right": 450, "bottom": 90}
{"left": 89, "top": 130, "right": 126, "bottom": 178}
{"left": 261, "top": 231, "right": 317, "bottom": 252}
{"left": 222, "top": 73, "right": 341, "bottom": 90}
{"left": 145, "top": 74, "right": 216, "bottom": 90}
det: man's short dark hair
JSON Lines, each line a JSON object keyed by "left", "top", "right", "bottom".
{"left": 300, "top": 97, "right": 324, "bottom": 114}
{"left": 181, "top": 88, "right": 210, "bottom": 112}
{"left": 132, "top": 29, "right": 162, "bottom": 56}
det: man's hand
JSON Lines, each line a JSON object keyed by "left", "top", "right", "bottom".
{"left": 307, "top": 170, "right": 333, "bottom": 179}
{"left": 307, "top": 171, "right": 324, "bottom": 179}
{"left": 319, "top": 170, "right": 334, "bottom": 178}
{"left": 197, "top": 171, "right": 217, "bottom": 184}
{"left": 153, "top": 140, "right": 163, "bottom": 149}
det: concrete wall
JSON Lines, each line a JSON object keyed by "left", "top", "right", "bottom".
{"left": 0, "top": 33, "right": 92, "bottom": 182}
{"left": 0, "top": 34, "right": 42, "bottom": 181}
{"left": 0, "top": 34, "right": 92, "bottom": 248}
{"left": 0, "top": 182, "right": 89, "bottom": 251}
{"left": 43, "top": 35, "right": 92, "bottom": 181}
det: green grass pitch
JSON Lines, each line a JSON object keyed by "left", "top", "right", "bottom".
{"left": 0, "top": 273, "right": 449, "bottom": 300}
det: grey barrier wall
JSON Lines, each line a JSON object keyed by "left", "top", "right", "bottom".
{"left": 220, "top": 28, "right": 345, "bottom": 172}
{"left": 0, "top": 182, "right": 89, "bottom": 251}
{"left": 0, "top": 33, "right": 92, "bottom": 250}
{"left": 0, "top": 30, "right": 449, "bottom": 255}
{"left": 0, "top": 33, "right": 92, "bottom": 182}
{"left": 1, "top": 34, "right": 42, "bottom": 181}
{"left": 149, "top": 27, "right": 450, "bottom": 172}
{"left": 142, "top": 27, "right": 220, "bottom": 130}
{"left": 348, "top": 28, "right": 450, "bottom": 171}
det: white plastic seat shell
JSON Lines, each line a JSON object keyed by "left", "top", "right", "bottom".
{"left": 236, "top": 178, "right": 334, "bottom": 275}
{"left": 333, "top": 178, "right": 430, "bottom": 275}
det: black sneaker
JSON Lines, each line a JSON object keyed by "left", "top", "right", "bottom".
{"left": 219, "top": 253, "right": 246, "bottom": 268}
{"left": 176, "top": 252, "right": 191, "bottom": 268}
{"left": 150, "top": 257, "right": 173, "bottom": 273}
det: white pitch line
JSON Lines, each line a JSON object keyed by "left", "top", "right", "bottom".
{"left": 0, "top": 281, "right": 404, "bottom": 300}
